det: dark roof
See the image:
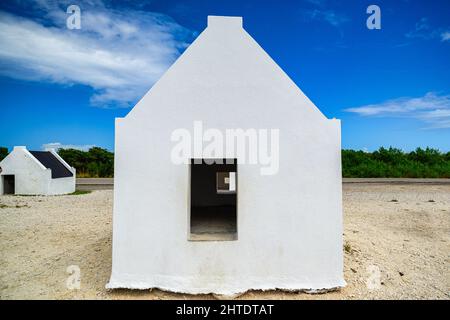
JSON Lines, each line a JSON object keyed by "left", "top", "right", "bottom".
{"left": 30, "top": 151, "right": 73, "bottom": 179}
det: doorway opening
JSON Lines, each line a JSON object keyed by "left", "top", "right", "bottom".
{"left": 189, "top": 159, "right": 237, "bottom": 241}
{"left": 2, "top": 175, "right": 15, "bottom": 195}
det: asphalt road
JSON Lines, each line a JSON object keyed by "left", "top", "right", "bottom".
{"left": 76, "top": 177, "right": 450, "bottom": 190}
{"left": 76, "top": 178, "right": 114, "bottom": 190}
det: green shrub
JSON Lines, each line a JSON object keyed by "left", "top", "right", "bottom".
{"left": 58, "top": 147, "right": 114, "bottom": 178}
{"left": 0, "top": 147, "right": 8, "bottom": 161}
{"left": 342, "top": 147, "right": 450, "bottom": 178}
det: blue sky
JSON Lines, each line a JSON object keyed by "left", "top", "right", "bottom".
{"left": 0, "top": 0, "right": 449, "bottom": 152}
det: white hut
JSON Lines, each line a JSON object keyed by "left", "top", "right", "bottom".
{"left": 0, "top": 146, "right": 75, "bottom": 196}
{"left": 108, "top": 16, "right": 344, "bottom": 294}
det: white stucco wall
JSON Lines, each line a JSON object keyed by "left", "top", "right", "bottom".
{"left": 108, "top": 16, "right": 344, "bottom": 294}
{"left": 47, "top": 175, "right": 76, "bottom": 195}
{"left": 47, "top": 149, "right": 76, "bottom": 195}
{"left": 0, "top": 146, "right": 75, "bottom": 196}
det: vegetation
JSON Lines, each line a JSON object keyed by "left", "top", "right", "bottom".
{"left": 58, "top": 147, "right": 114, "bottom": 178}
{"left": 344, "top": 242, "right": 352, "bottom": 254}
{"left": 342, "top": 147, "right": 450, "bottom": 178}
{"left": 0, "top": 147, "right": 8, "bottom": 161}
{"left": 1, "top": 146, "right": 449, "bottom": 178}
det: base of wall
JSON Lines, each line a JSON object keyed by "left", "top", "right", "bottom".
{"left": 106, "top": 275, "right": 346, "bottom": 295}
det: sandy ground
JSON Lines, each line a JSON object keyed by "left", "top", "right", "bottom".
{"left": 0, "top": 184, "right": 449, "bottom": 300}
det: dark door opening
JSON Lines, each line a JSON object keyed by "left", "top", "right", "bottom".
{"left": 190, "top": 159, "right": 237, "bottom": 241}
{"left": 3, "top": 175, "right": 15, "bottom": 195}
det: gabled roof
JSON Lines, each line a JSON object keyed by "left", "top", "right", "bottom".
{"left": 29, "top": 151, "right": 73, "bottom": 179}
{"left": 125, "top": 15, "right": 329, "bottom": 123}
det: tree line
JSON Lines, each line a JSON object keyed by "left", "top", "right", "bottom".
{"left": 0, "top": 147, "right": 8, "bottom": 162}
{"left": 342, "top": 147, "right": 450, "bottom": 178}
{"left": 0, "top": 146, "right": 449, "bottom": 178}
{"left": 57, "top": 147, "right": 114, "bottom": 178}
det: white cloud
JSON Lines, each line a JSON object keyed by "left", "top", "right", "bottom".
{"left": 42, "top": 142, "right": 95, "bottom": 151}
{"left": 303, "top": 9, "right": 348, "bottom": 27}
{"left": 406, "top": 17, "right": 450, "bottom": 43}
{"left": 406, "top": 18, "right": 433, "bottom": 39}
{"left": 302, "top": 0, "right": 347, "bottom": 28}
{"left": 0, "top": 1, "right": 195, "bottom": 107}
{"left": 305, "top": 0, "right": 325, "bottom": 6}
{"left": 344, "top": 92, "right": 450, "bottom": 129}
{"left": 441, "top": 31, "right": 450, "bottom": 42}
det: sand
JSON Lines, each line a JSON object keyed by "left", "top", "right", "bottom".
{"left": 0, "top": 184, "right": 449, "bottom": 300}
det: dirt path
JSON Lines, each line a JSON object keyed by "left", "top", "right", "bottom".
{"left": 0, "top": 184, "right": 449, "bottom": 299}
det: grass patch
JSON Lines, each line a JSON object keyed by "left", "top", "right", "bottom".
{"left": 69, "top": 190, "right": 92, "bottom": 195}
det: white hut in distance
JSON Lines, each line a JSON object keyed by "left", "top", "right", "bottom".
{"left": 0, "top": 146, "right": 76, "bottom": 195}
{"left": 108, "top": 16, "right": 344, "bottom": 294}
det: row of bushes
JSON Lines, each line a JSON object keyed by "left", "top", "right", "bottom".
{"left": 342, "top": 147, "right": 450, "bottom": 178}
{"left": 1, "top": 146, "right": 449, "bottom": 178}
{"left": 0, "top": 147, "right": 7, "bottom": 162}
{"left": 57, "top": 147, "right": 114, "bottom": 178}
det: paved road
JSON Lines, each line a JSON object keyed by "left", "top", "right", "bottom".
{"left": 76, "top": 177, "right": 450, "bottom": 190}
{"left": 76, "top": 178, "right": 114, "bottom": 190}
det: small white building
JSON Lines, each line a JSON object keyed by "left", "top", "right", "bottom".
{"left": 108, "top": 16, "right": 344, "bottom": 294}
{"left": 0, "top": 146, "right": 76, "bottom": 196}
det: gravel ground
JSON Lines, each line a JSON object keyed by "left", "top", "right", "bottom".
{"left": 0, "top": 184, "right": 449, "bottom": 300}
